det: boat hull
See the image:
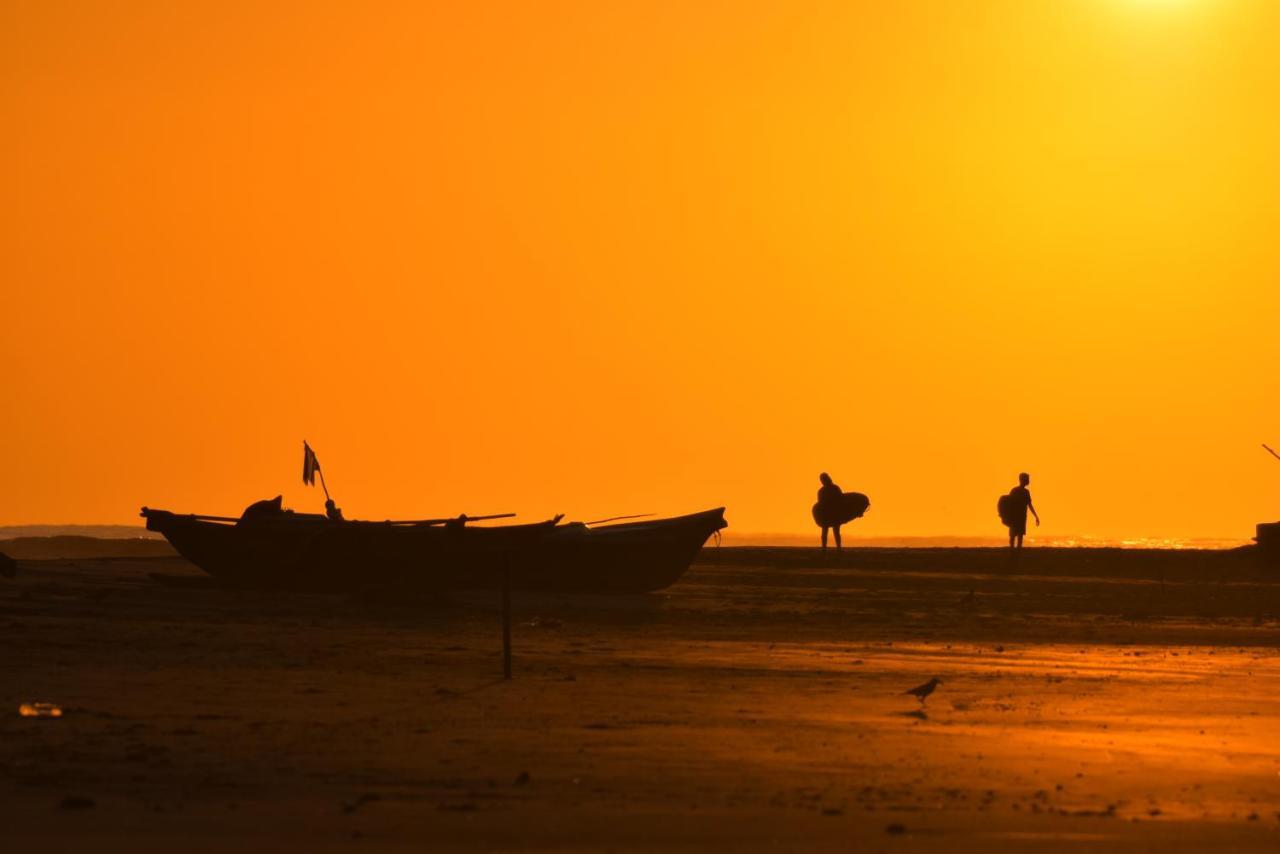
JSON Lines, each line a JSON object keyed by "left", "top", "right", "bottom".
{"left": 515, "top": 509, "right": 727, "bottom": 593}
{"left": 1257, "top": 522, "right": 1280, "bottom": 567}
{"left": 143, "top": 508, "right": 727, "bottom": 594}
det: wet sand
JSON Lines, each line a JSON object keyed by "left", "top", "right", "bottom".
{"left": 3, "top": 547, "right": 1280, "bottom": 851}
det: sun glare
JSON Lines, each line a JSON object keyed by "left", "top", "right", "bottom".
{"left": 1125, "top": 0, "right": 1197, "bottom": 9}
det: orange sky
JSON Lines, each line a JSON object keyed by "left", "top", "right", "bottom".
{"left": 3, "top": 0, "right": 1278, "bottom": 539}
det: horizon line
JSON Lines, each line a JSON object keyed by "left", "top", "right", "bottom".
{"left": 0, "top": 523, "right": 1255, "bottom": 549}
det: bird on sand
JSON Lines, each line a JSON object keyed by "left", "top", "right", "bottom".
{"left": 903, "top": 677, "right": 942, "bottom": 705}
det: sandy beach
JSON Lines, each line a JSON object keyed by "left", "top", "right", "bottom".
{"left": 3, "top": 545, "right": 1279, "bottom": 851}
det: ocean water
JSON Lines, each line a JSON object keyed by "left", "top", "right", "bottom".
{"left": 0, "top": 525, "right": 164, "bottom": 539}
{"left": 721, "top": 532, "right": 1253, "bottom": 550}
{"left": 0, "top": 525, "right": 1254, "bottom": 551}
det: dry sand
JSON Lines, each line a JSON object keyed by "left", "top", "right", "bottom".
{"left": 2, "top": 546, "right": 1279, "bottom": 851}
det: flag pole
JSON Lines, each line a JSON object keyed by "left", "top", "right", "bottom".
{"left": 318, "top": 467, "right": 331, "bottom": 502}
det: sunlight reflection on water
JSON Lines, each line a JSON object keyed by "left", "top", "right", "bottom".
{"left": 724, "top": 534, "right": 1251, "bottom": 549}
{"left": 1036, "top": 535, "right": 1248, "bottom": 550}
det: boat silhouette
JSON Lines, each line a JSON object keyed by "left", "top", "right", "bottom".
{"left": 141, "top": 504, "right": 727, "bottom": 594}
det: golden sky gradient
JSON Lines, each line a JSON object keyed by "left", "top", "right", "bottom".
{"left": 3, "top": 0, "right": 1278, "bottom": 539}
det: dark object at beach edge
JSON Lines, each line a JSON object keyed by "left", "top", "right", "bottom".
{"left": 141, "top": 504, "right": 727, "bottom": 595}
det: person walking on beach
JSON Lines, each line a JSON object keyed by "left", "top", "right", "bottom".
{"left": 816, "top": 472, "right": 845, "bottom": 551}
{"left": 1000, "top": 472, "right": 1040, "bottom": 554}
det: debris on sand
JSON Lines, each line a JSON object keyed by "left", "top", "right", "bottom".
{"left": 59, "top": 795, "right": 95, "bottom": 810}
{"left": 342, "top": 793, "right": 381, "bottom": 814}
{"left": 19, "top": 702, "right": 62, "bottom": 718}
{"left": 885, "top": 822, "right": 906, "bottom": 834}
{"left": 513, "top": 771, "right": 531, "bottom": 786}
{"left": 522, "top": 617, "right": 562, "bottom": 629}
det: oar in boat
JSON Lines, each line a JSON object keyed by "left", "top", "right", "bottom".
{"left": 584, "top": 513, "right": 655, "bottom": 525}
{"left": 138, "top": 508, "right": 517, "bottom": 526}
{"left": 384, "top": 513, "right": 516, "bottom": 526}
{"left": 140, "top": 509, "right": 241, "bottom": 523}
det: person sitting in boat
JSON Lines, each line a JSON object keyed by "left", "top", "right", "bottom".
{"left": 240, "top": 495, "right": 286, "bottom": 523}
{"left": 325, "top": 499, "right": 345, "bottom": 522}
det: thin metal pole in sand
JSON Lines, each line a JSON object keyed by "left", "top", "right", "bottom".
{"left": 501, "top": 564, "right": 513, "bottom": 680}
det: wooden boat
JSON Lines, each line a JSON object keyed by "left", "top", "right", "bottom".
{"left": 141, "top": 505, "right": 726, "bottom": 594}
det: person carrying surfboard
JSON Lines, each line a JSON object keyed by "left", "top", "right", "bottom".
{"left": 812, "top": 473, "right": 871, "bottom": 550}
{"left": 816, "top": 473, "right": 844, "bottom": 550}
{"left": 999, "top": 472, "right": 1040, "bottom": 554}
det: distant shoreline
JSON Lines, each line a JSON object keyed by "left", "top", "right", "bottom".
{"left": 0, "top": 525, "right": 164, "bottom": 540}
{"left": 0, "top": 524, "right": 1254, "bottom": 552}
{"left": 0, "top": 533, "right": 1254, "bottom": 562}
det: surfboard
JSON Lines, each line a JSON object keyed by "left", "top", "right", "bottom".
{"left": 812, "top": 492, "right": 870, "bottom": 527}
{"left": 997, "top": 493, "right": 1018, "bottom": 527}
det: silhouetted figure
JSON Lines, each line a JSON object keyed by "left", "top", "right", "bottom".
{"left": 811, "top": 473, "right": 871, "bottom": 550}
{"left": 999, "top": 472, "right": 1040, "bottom": 554}
{"left": 239, "top": 495, "right": 285, "bottom": 525}
{"left": 816, "top": 472, "right": 844, "bottom": 550}
{"left": 325, "top": 499, "right": 345, "bottom": 522}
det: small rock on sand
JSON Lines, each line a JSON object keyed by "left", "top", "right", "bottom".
{"left": 59, "top": 795, "right": 95, "bottom": 810}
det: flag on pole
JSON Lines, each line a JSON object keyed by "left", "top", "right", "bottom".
{"left": 302, "top": 441, "right": 321, "bottom": 486}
